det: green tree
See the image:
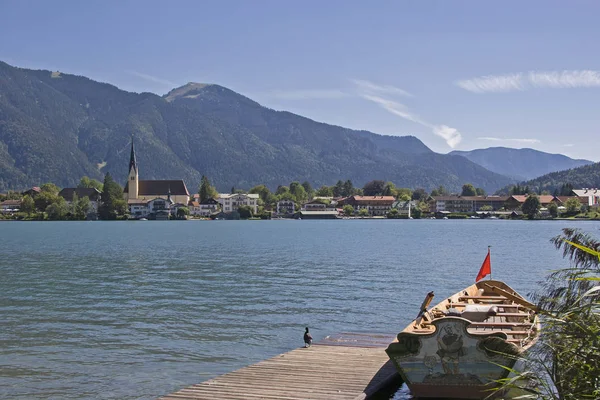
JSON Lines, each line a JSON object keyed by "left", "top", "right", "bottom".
{"left": 387, "top": 208, "right": 399, "bottom": 219}
{"left": 382, "top": 181, "right": 397, "bottom": 197}
{"left": 73, "top": 196, "right": 92, "bottom": 220}
{"left": 40, "top": 183, "right": 60, "bottom": 194}
{"left": 479, "top": 205, "right": 493, "bottom": 211}
{"left": 199, "top": 175, "right": 218, "bottom": 202}
{"left": 34, "top": 191, "right": 60, "bottom": 211}
{"left": 20, "top": 195, "right": 35, "bottom": 216}
{"left": 249, "top": 184, "right": 272, "bottom": 203}
{"left": 99, "top": 173, "right": 126, "bottom": 220}
{"left": 411, "top": 188, "right": 428, "bottom": 201}
{"left": 301, "top": 181, "right": 314, "bottom": 199}
{"left": 522, "top": 194, "right": 541, "bottom": 219}
{"left": 358, "top": 208, "right": 369, "bottom": 217}
{"left": 363, "top": 180, "right": 385, "bottom": 196}
{"left": 412, "top": 204, "right": 422, "bottom": 219}
{"left": 461, "top": 183, "right": 477, "bottom": 196}
{"left": 176, "top": 207, "right": 189, "bottom": 220}
{"left": 396, "top": 188, "right": 413, "bottom": 201}
{"left": 333, "top": 180, "right": 344, "bottom": 197}
{"left": 547, "top": 202, "right": 558, "bottom": 218}
{"left": 45, "top": 198, "right": 69, "bottom": 220}
{"left": 565, "top": 197, "right": 582, "bottom": 213}
{"left": 315, "top": 185, "right": 333, "bottom": 197}
{"left": 275, "top": 185, "right": 290, "bottom": 196}
{"left": 342, "top": 204, "right": 354, "bottom": 216}
{"left": 475, "top": 187, "right": 486, "bottom": 196}
{"left": 342, "top": 180, "right": 355, "bottom": 197}
{"left": 430, "top": 185, "right": 448, "bottom": 197}
{"left": 290, "top": 182, "right": 307, "bottom": 203}
{"left": 237, "top": 205, "right": 253, "bottom": 219}
{"left": 78, "top": 176, "right": 103, "bottom": 191}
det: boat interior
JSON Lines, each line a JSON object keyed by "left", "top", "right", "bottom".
{"left": 404, "top": 280, "right": 539, "bottom": 348}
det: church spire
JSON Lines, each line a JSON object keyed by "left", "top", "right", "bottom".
{"left": 129, "top": 135, "right": 137, "bottom": 172}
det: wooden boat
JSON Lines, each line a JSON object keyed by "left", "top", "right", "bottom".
{"left": 386, "top": 280, "right": 540, "bottom": 399}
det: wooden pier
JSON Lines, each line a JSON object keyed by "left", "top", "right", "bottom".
{"left": 160, "top": 332, "right": 400, "bottom": 400}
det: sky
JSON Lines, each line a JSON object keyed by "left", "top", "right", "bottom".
{"left": 1, "top": 1, "right": 599, "bottom": 161}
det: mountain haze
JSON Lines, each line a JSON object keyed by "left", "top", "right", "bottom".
{"left": 0, "top": 61, "right": 514, "bottom": 192}
{"left": 450, "top": 147, "right": 593, "bottom": 181}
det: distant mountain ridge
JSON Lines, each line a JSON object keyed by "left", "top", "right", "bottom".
{"left": 495, "top": 162, "right": 600, "bottom": 195}
{"left": 0, "top": 61, "right": 514, "bottom": 192}
{"left": 450, "top": 147, "right": 593, "bottom": 181}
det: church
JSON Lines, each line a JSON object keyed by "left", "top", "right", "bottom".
{"left": 123, "top": 138, "right": 190, "bottom": 217}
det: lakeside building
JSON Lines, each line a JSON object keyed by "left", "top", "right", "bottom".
{"left": 431, "top": 196, "right": 509, "bottom": 213}
{"left": 392, "top": 200, "right": 419, "bottom": 216}
{"left": 189, "top": 198, "right": 220, "bottom": 217}
{"left": 0, "top": 199, "right": 21, "bottom": 213}
{"left": 217, "top": 193, "right": 259, "bottom": 214}
{"left": 22, "top": 187, "right": 41, "bottom": 197}
{"left": 572, "top": 188, "right": 600, "bottom": 207}
{"left": 337, "top": 195, "right": 395, "bottom": 216}
{"left": 276, "top": 200, "right": 295, "bottom": 216}
{"left": 123, "top": 138, "right": 190, "bottom": 216}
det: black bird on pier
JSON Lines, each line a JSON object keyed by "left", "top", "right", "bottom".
{"left": 304, "top": 327, "right": 313, "bottom": 348}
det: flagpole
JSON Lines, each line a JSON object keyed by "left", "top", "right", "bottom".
{"left": 488, "top": 245, "right": 492, "bottom": 281}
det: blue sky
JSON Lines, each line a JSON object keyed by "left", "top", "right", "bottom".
{"left": 1, "top": 1, "right": 599, "bottom": 161}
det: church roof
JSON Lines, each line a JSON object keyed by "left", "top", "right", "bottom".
{"left": 124, "top": 180, "right": 190, "bottom": 196}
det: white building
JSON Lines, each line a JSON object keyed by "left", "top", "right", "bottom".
{"left": 276, "top": 200, "right": 295, "bottom": 216}
{"left": 572, "top": 189, "right": 600, "bottom": 207}
{"left": 189, "top": 198, "right": 220, "bottom": 217}
{"left": 217, "top": 193, "right": 259, "bottom": 214}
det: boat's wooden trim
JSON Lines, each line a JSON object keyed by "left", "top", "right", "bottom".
{"left": 482, "top": 283, "right": 540, "bottom": 312}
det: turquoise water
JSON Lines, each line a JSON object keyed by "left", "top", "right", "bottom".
{"left": 1, "top": 220, "right": 598, "bottom": 399}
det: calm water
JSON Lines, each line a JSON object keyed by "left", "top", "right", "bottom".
{"left": 1, "top": 220, "right": 599, "bottom": 399}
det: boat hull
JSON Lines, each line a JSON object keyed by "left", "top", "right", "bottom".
{"left": 386, "top": 317, "right": 521, "bottom": 399}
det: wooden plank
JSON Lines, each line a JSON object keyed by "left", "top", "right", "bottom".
{"left": 159, "top": 333, "right": 400, "bottom": 400}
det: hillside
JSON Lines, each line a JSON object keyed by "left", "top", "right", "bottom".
{"left": 495, "top": 162, "right": 600, "bottom": 195}
{"left": 450, "top": 147, "right": 593, "bottom": 181}
{"left": 0, "top": 61, "right": 514, "bottom": 192}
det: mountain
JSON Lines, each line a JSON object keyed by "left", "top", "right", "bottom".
{"left": 0, "top": 61, "right": 514, "bottom": 193}
{"left": 495, "top": 162, "right": 600, "bottom": 195}
{"left": 450, "top": 147, "right": 593, "bottom": 181}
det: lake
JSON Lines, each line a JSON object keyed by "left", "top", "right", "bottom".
{"left": 1, "top": 219, "right": 598, "bottom": 399}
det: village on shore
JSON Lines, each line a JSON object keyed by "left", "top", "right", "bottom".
{"left": 1, "top": 140, "right": 599, "bottom": 221}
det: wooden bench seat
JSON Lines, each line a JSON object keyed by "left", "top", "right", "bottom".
{"left": 469, "top": 322, "right": 532, "bottom": 328}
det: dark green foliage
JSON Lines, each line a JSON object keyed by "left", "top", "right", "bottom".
{"left": 363, "top": 180, "right": 385, "bottom": 196}
{"left": 20, "top": 195, "right": 35, "bottom": 215}
{"left": 547, "top": 202, "right": 558, "bottom": 218}
{"left": 45, "top": 197, "right": 68, "bottom": 220}
{"left": 461, "top": 183, "right": 477, "bottom": 196}
{"left": 199, "top": 175, "right": 218, "bottom": 202}
{"left": 237, "top": 205, "right": 253, "bottom": 219}
{"left": 315, "top": 185, "right": 333, "bottom": 197}
{"left": 497, "top": 162, "right": 600, "bottom": 195}
{"left": 522, "top": 194, "right": 541, "bottom": 219}
{"left": 411, "top": 188, "right": 428, "bottom": 201}
{"left": 0, "top": 61, "right": 514, "bottom": 193}
{"left": 176, "top": 207, "right": 189, "bottom": 220}
{"left": 429, "top": 185, "right": 448, "bottom": 197}
{"left": 78, "top": 176, "right": 103, "bottom": 191}
{"left": 99, "top": 173, "right": 126, "bottom": 220}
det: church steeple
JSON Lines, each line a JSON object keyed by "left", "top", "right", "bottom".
{"left": 129, "top": 135, "right": 137, "bottom": 173}
{"left": 127, "top": 135, "right": 139, "bottom": 199}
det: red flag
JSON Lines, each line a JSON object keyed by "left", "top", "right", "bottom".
{"left": 476, "top": 249, "right": 491, "bottom": 282}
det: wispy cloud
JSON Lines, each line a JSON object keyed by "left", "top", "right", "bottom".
{"left": 478, "top": 137, "right": 541, "bottom": 144}
{"left": 351, "top": 79, "right": 412, "bottom": 97}
{"left": 563, "top": 143, "right": 575, "bottom": 147}
{"left": 528, "top": 70, "right": 600, "bottom": 89}
{"left": 361, "top": 94, "right": 462, "bottom": 148}
{"left": 456, "top": 74, "right": 524, "bottom": 93}
{"left": 267, "top": 89, "right": 349, "bottom": 100}
{"left": 457, "top": 70, "right": 600, "bottom": 93}
{"left": 126, "top": 70, "right": 177, "bottom": 87}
